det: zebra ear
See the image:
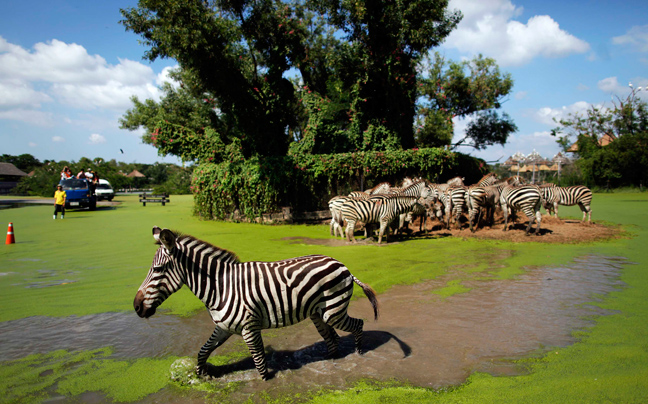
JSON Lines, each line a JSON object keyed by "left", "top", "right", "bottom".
{"left": 159, "top": 229, "right": 176, "bottom": 252}
{"left": 152, "top": 226, "right": 161, "bottom": 241}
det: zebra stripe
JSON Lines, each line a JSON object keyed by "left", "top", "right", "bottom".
{"left": 340, "top": 194, "right": 424, "bottom": 243}
{"left": 466, "top": 182, "right": 508, "bottom": 232}
{"left": 134, "top": 227, "right": 379, "bottom": 380}
{"left": 504, "top": 176, "right": 527, "bottom": 186}
{"left": 500, "top": 185, "right": 542, "bottom": 234}
{"left": 540, "top": 185, "right": 592, "bottom": 223}
{"left": 476, "top": 173, "right": 499, "bottom": 187}
{"left": 440, "top": 186, "right": 467, "bottom": 229}
{"left": 367, "top": 182, "right": 391, "bottom": 195}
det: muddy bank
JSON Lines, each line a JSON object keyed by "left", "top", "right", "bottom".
{"left": 0, "top": 255, "right": 627, "bottom": 402}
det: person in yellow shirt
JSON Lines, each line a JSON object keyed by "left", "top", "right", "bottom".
{"left": 54, "top": 184, "right": 66, "bottom": 219}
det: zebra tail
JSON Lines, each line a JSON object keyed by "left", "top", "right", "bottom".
{"left": 353, "top": 276, "right": 380, "bottom": 321}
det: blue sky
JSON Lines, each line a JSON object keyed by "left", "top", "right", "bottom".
{"left": 1, "top": 0, "right": 647, "bottom": 165}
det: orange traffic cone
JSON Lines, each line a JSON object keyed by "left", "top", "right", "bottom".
{"left": 6, "top": 222, "right": 15, "bottom": 244}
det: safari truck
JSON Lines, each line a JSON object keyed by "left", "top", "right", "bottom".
{"left": 59, "top": 178, "right": 97, "bottom": 210}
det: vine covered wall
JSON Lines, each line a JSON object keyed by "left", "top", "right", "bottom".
{"left": 191, "top": 148, "right": 486, "bottom": 221}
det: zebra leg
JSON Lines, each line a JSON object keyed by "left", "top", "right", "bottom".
{"left": 378, "top": 219, "right": 389, "bottom": 244}
{"left": 345, "top": 220, "right": 356, "bottom": 243}
{"left": 196, "top": 327, "right": 232, "bottom": 375}
{"left": 329, "top": 314, "right": 365, "bottom": 354}
{"left": 502, "top": 204, "right": 509, "bottom": 231}
{"left": 535, "top": 209, "right": 542, "bottom": 235}
{"left": 311, "top": 313, "right": 340, "bottom": 357}
{"left": 241, "top": 325, "right": 270, "bottom": 380}
{"left": 578, "top": 202, "right": 591, "bottom": 224}
{"left": 554, "top": 202, "right": 559, "bottom": 219}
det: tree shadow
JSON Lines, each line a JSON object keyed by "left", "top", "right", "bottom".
{"left": 200, "top": 330, "right": 411, "bottom": 380}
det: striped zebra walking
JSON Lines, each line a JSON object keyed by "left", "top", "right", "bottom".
{"left": 540, "top": 185, "right": 593, "bottom": 223}
{"left": 134, "top": 227, "right": 379, "bottom": 380}
{"left": 500, "top": 185, "right": 543, "bottom": 235}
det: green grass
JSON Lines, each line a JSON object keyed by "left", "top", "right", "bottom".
{"left": 1, "top": 193, "right": 647, "bottom": 402}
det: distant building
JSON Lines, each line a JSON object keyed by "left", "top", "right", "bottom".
{"left": 566, "top": 133, "right": 616, "bottom": 153}
{"left": 0, "top": 162, "right": 28, "bottom": 195}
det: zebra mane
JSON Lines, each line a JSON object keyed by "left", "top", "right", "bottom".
{"left": 176, "top": 233, "right": 241, "bottom": 263}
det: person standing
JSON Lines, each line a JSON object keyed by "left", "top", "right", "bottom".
{"left": 54, "top": 184, "right": 66, "bottom": 219}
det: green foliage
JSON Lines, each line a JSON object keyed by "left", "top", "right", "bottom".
{"left": 0, "top": 153, "right": 42, "bottom": 172}
{"left": 120, "top": 0, "right": 465, "bottom": 156}
{"left": 553, "top": 87, "right": 648, "bottom": 188}
{"left": 463, "top": 110, "right": 517, "bottom": 150}
{"left": 191, "top": 148, "right": 485, "bottom": 220}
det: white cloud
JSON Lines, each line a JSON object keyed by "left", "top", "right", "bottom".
{"left": 597, "top": 76, "right": 648, "bottom": 101}
{"left": 514, "top": 91, "right": 527, "bottom": 100}
{"left": 28, "top": 142, "right": 37, "bottom": 147}
{"left": 612, "top": 25, "right": 648, "bottom": 52}
{"left": 0, "top": 81, "right": 51, "bottom": 108}
{"left": 0, "top": 108, "right": 55, "bottom": 126}
{"left": 52, "top": 136, "right": 65, "bottom": 142}
{"left": 597, "top": 77, "right": 625, "bottom": 94}
{"left": 88, "top": 133, "right": 106, "bottom": 144}
{"left": 0, "top": 36, "right": 162, "bottom": 112}
{"left": 532, "top": 101, "right": 592, "bottom": 126}
{"left": 444, "top": 0, "right": 590, "bottom": 66}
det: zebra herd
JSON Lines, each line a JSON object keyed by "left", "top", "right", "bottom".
{"left": 329, "top": 173, "right": 593, "bottom": 239}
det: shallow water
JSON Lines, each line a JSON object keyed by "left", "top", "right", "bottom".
{"left": 0, "top": 255, "right": 627, "bottom": 402}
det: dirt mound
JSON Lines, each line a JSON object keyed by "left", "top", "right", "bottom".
{"left": 416, "top": 214, "right": 622, "bottom": 244}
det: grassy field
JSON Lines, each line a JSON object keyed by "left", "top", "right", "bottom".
{"left": 1, "top": 192, "right": 647, "bottom": 403}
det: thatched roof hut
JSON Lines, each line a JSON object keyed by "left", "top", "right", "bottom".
{"left": 0, "top": 162, "right": 28, "bottom": 179}
{"left": 127, "top": 170, "right": 146, "bottom": 178}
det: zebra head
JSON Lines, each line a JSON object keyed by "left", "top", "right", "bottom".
{"left": 133, "top": 226, "right": 183, "bottom": 318}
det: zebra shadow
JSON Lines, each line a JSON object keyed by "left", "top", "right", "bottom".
{"left": 506, "top": 223, "right": 554, "bottom": 235}
{"left": 200, "top": 330, "right": 411, "bottom": 380}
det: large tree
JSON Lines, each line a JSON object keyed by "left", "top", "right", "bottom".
{"left": 120, "top": 0, "right": 462, "bottom": 159}
{"left": 416, "top": 53, "right": 516, "bottom": 150}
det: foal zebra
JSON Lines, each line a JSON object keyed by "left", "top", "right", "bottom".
{"left": 500, "top": 185, "right": 542, "bottom": 235}
{"left": 540, "top": 185, "right": 593, "bottom": 223}
{"left": 134, "top": 227, "right": 379, "bottom": 380}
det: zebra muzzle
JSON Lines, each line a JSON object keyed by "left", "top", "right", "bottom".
{"left": 133, "top": 290, "right": 156, "bottom": 318}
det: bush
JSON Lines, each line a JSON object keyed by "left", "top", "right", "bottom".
{"left": 191, "top": 148, "right": 486, "bottom": 220}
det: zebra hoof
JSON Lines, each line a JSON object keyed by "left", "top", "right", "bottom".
{"left": 195, "top": 365, "right": 209, "bottom": 376}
